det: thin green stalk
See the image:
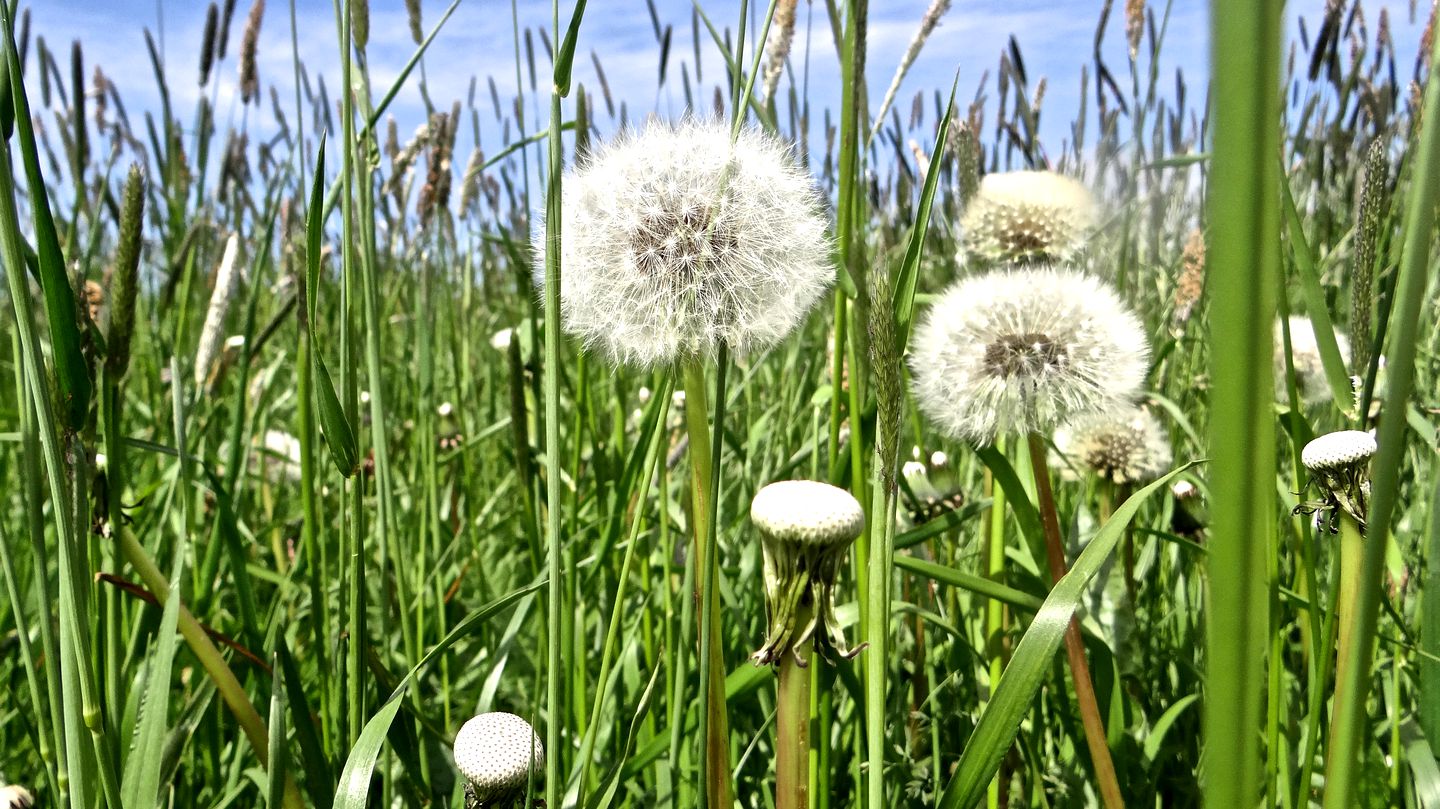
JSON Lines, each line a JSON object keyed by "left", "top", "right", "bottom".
{"left": 1027, "top": 433, "right": 1124, "bottom": 809}
{"left": 776, "top": 602, "right": 813, "bottom": 809}
{"left": 683, "top": 354, "right": 733, "bottom": 809}
{"left": 1323, "top": 511, "right": 1368, "bottom": 806}
{"left": 543, "top": 18, "right": 566, "bottom": 807}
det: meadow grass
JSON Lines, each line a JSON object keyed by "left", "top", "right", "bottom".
{"left": 1, "top": 0, "right": 1439, "bottom": 808}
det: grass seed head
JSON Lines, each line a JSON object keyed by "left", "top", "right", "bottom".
{"left": 1053, "top": 404, "right": 1173, "bottom": 485}
{"left": 910, "top": 267, "right": 1149, "bottom": 444}
{"left": 749, "top": 480, "right": 865, "bottom": 666}
{"left": 453, "top": 712, "right": 544, "bottom": 804}
{"left": 960, "top": 170, "right": 1096, "bottom": 265}
{"left": 540, "top": 119, "right": 833, "bottom": 368}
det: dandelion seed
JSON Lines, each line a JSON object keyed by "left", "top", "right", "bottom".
{"left": 1275, "top": 316, "right": 1351, "bottom": 405}
{"left": 540, "top": 119, "right": 832, "bottom": 368}
{"left": 960, "top": 170, "right": 1097, "bottom": 264}
{"left": 452, "top": 712, "right": 544, "bottom": 806}
{"left": 1053, "top": 404, "right": 1172, "bottom": 484}
{"left": 910, "top": 267, "right": 1149, "bottom": 444}
{"left": 750, "top": 480, "right": 866, "bottom": 666}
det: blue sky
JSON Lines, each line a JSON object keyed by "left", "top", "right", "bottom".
{"left": 25, "top": 1, "right": 1430, "bottom": 176}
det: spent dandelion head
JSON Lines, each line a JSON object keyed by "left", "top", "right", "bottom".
{"left": 749, "top": 480, "right": 865, "bottom": 666}
{"left": 1053, "top": 403, "right": 1173, "bottom": 485}
{"left": 538, "top": 118, "right": 833, "bottom": 368}
{"left": 0, "top": 785, "right": 32, "bottom": 809}
{"left": 960, "top": 170, "right": 1097, "bottom": 265}
{"left": 1274, "top": 316, "right": 1351, "bottom": 405}
{"left": 1298, "top": 430, "right": 1376, "bottom": 531}
{"left": 453, "top": 712, "right": 544, "bottom": 807}
{"left": 909, "top": 267, "right": 1149, "bottom": 445}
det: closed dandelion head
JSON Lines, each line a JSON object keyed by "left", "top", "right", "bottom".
{"left": 453, "top": 712, "right": 543, "bottom": 805}
{"left": 1299, "top": 430, "right": 1376, "bottom": 532}
{"left": 1053, "top": 404, "right": 1172, "bottom": 485}
{"left": 1275, "top": 316, "right": 1351, "bottom": 405}
{"left": 909, "top": 268, "right": 1149, "bottom": 445}
{"left": 960, "top": 170, "right": 1096, "bottom": 264}
{"left": 540, "top": 118, "right": 833, "bottom": 368}
{"left": 749, "top": 480, "right": 865, "bottom": 666}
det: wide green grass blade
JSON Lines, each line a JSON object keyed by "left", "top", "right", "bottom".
{"left": 893, "top": 72, "right": 958, "bottom": 349}
{"left": 119, "top": 521, "right": 185, "bottom": 808}
{"left": 303, "top": 136, "right": 359, "bottom": 477}
{"left": 936, "top": 462, "right": 1197, "bottom": 808}
{"left": 1203, "top": 3, "right": 1282, "bottom": 808}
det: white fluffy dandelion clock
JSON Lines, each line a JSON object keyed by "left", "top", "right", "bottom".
{"left": 453, "top": 712, "right": 544, "bottom": 807}
{"left": 1053, "top": 405, "right": 1173, "bottom": 485}
{"left": 960, "top": 170, "right": 1097, "bottom": 264}
{"left": 539, "top": 119, "right": 833, "bottom": 367}
{"left": 1274, "top": 316, "right": 1351, "bottom": 405}
{"left": 909, "top": 267, "right": 1149, "bottom": 444}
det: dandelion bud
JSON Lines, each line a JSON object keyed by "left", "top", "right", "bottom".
{"left": 1053, "top": 405, "right": 1173, "bottom": 485}
{"left": 749, "top": 480, "right": 865, "bottom": 666}
{"left": 960, "top": 170, "right": 1096, "bottom": 265}
{"left": 1300, "top": 430, "right": 1376, "bottom": 531}
{"left": 540, "top": 119, "right": 833, "bottom": 368}
{"left": 452, "top": 712, "right": 544, "bottom": 806}
{"left": 910, "top": 267, "right": 1149, "bottom": 444}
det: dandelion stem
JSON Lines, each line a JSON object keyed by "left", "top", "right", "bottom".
{"left": 1322, "top": 511, "right": 1366, "bottom": 808}
{"left": 1026, "top": 432, "right": 1125, "bottom": 809}
{"left": 776, "top": 602, "right": 813, "bottom": 809}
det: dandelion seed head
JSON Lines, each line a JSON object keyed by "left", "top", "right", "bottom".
{"left": 909, "top": 268, "right": 1149, "bottom": 444}
{"left": 0, "top": 785, "right": 33, "bottom": 809}
{"left": 750, "top": 479, "right": 865, "bottom": 549}
{"left": 1053, "top": 404, "right": 1172, "bottom": 484}
{"left": 1302, "top": 430, "right": 1376, "bottom": 473}
{"left": 1275, "top": 316, "right": 1351, "bottom": 405}
{"left": 539, "top": 119, "right": 833, "bottom": 368}
{"left": 452, "top": 712, "right": 543, "bottom": 801}
{"left": 960, "top": 170, "right": 1096, "bottom": 264}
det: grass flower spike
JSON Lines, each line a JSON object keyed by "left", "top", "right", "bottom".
{"left": 1053, "top": 404, "right": 1173, "bottom": 484}
{"left": 453, "top": 712, "right": 544, "bottom": 807}
{"left": 1275, "top": 316, "right": 1351, "bottom": 405}
{"left": 910, "top": 267, "right": 1149, "bottom": 444}
{"left": 1301, "top": 430, "right": 1377, "bottom": 531}
{"left": 960, "top": 170, "right": 1097, "bottom": 264}
{"left": 750, "top": 480, "right": 865, "bottom": 665}
{"left": 542, "top": 119, "right": 833, "bottom": 367}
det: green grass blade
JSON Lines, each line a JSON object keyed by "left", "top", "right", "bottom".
{"left": 119, "top": 519, "right": 185, "bottom": 808}
{"left": 1204, "top": 3, "right": 1282, "bottom": 809}
{"left": 936, "top": 461, "right": 1198, "bottom": 809}
{"left": 893, "top": 72, "right": 958, "bottom": 349}
{"left": 1279, "top": 172, "right": 1353, "bottom": 409}
{"left": 894, "top": 554, "right": 1043, "bottom": 613}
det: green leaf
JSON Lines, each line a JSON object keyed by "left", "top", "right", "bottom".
{"left": 936, "top": 461, "right": 1200, "bottom": 809}
{"left": 553, "top": 0, "right": 589, "bottom": 96}
{"left": 1279, "top": 170, "right": 1353, "bottom": 410}
{"left": 120, "top": 530, "right": 185, "bottom": 808}
{"left": 894, "top": 72, "right": 958, "bottom": 349}
{"left": 266, "top": 656, "right": 289, "bottom": 809}
{"left": 1143, "top": 693, "right": 1200, "bottom": 765}
{"left": 973, "top": 445, "right": 1044, "bottom": 550}
{"left": 895, "top": 554, "right": 1043, "bottom": 613}
{"left": 332, "top": 581, "right": 543, "bottom": 809}
{"left": 4, "top": 17, "right": 90, "bottom": 431}
{"left": 303, "top": 136, "right": 359, "bottom": 477}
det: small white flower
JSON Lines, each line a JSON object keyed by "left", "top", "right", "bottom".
{"left": 453, "top": 712, "right": 544, "bottom": 802}
{"left": 490, "top": 327, "right": 514, "bottom": 351}
{"left": 960, "top": 170, "right": 1097, "bottom": 264}
{"left": 540, "top": 119, "right": 833, "bottom": 367}
{"left": 1053, "top": 405, "right": 1173, "bottom": 485}
{"left": 1275, "top": 316, "right": 1351, "bottom": 405}
{"left": 910, "top": 267, "right": 1149, "bottom": 444}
